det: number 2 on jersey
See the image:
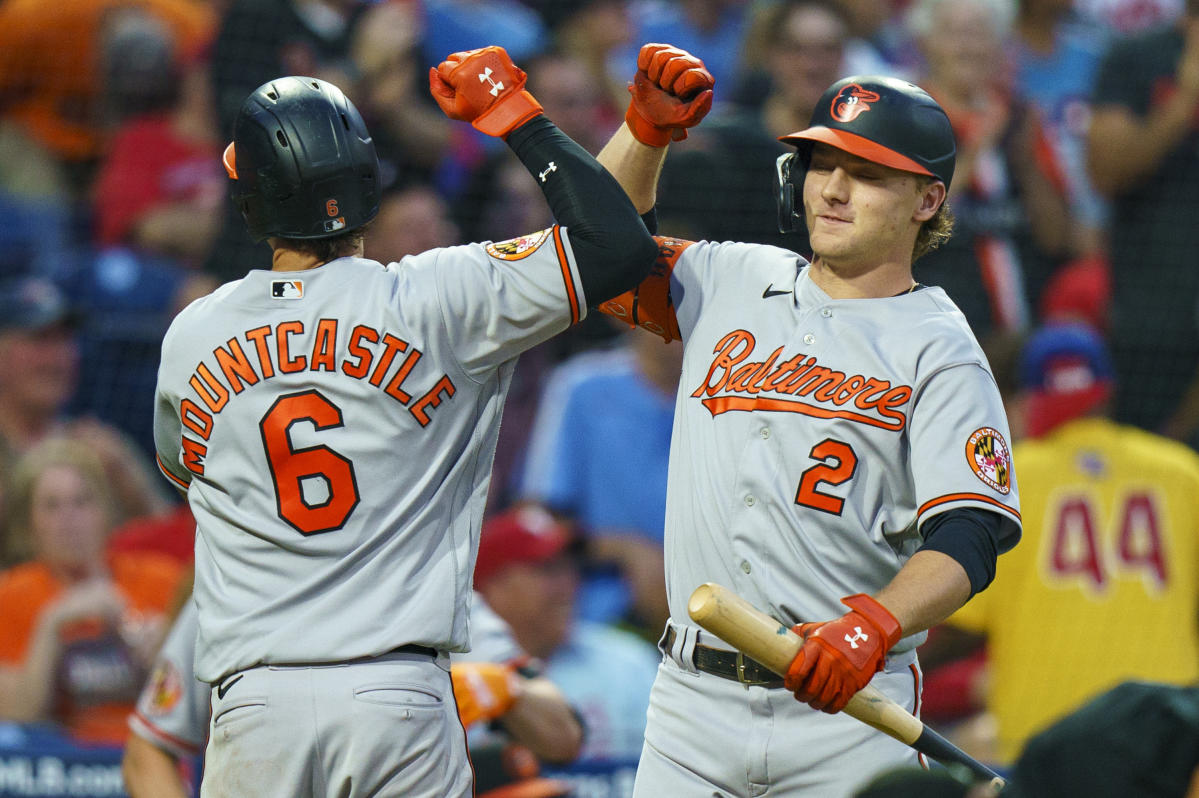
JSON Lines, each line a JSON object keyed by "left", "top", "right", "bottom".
{"left": 795, "top": 439, "right": 858, "bottom": 515}
{"left": 260, "top": 389, "right": 360, "bottom": 535}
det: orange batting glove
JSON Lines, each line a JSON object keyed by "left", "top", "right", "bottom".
{"left": 429, "top": 46, "right": 544, "bottom": 138}
{"left": 451, "top": 662, "right": 525, "bottom": 729}
{"left": 625, "top": 43, "right": 714, "bottom": 147}
{"left": 784, "top": 594, "right": 902, "bottom": 714}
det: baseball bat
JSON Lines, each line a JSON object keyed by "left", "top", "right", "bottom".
{"left": 687, "top": 582, "right": 1005, "bottom": 790}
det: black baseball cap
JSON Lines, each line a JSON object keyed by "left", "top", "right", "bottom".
{"left": 0, "top": 276, "right": 78, "bottom": 333}
{"left": 1004, "top": 681, "right": 1199, "bottom": 798}
{"left": 780, "top": 75, "right": 956, "bottom": 188}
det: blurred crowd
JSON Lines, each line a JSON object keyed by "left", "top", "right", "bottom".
{"left": 1, "top": 0, "right": 1198, "bottom": 795}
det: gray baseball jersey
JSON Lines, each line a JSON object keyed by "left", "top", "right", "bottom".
{"left": 654, "top": 240, "right": 1021, "bottom": 647}
{"left": 606, "top": 238, "right": 1022, "bottom": 797}
{"left": 153, "top": 229, "right": 585, "bottom": 684}
{"left": 128, "top": 599, "right": 208, "bottom": 759}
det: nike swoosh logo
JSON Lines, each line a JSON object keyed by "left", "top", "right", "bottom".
{"left": 217, "top": 674, "right": 244, "bottom": 699}
{"left": 762, "top": 285, "right": 791, "bottom": 298}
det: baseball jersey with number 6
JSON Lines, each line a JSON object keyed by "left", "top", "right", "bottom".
{"left": 154, "top": 232, "right": 584, "bottom": 683}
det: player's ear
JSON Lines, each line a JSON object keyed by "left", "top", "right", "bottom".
{"left": 913, "top": 179, "right": 946, "bottom": 223}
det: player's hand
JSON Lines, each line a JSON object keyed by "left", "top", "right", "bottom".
{"left": 429, "top": 46, "right": 544, "bottom": 138}
{"left": 625, "top": 43, "right": 714, "bottom": 147}
{"left": 451, "top": 662, "right": 525, "bottom": 728}
{"left": 783, "top": 594, "right": 902, "bottom": 714}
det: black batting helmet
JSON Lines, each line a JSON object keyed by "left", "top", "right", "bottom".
{"left": 775, "top": 75, "right": 955, "bottom": 233}
{"left": 223, "top": 76, "right": 380, "bottom": 241}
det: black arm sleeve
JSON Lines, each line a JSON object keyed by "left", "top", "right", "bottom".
{"left": 917, "top": 508, "right": 1003, "bottom": 598}
{"left": 505, "top": 116, "right": 658, "bottom": 306}
{"left": 640, "top": 207, "right": 659, "bottom": 235}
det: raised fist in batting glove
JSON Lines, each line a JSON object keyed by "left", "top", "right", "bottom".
{"left": 626, "top": 43, "right": 714, "bottom": 147}
{"left": 784, "top": 594, "right": 902, "bottom": 714}
{"left": 451, "top": 662, "right": 525, "bottom": 729}
{"left": 429, "top": 46, "right": 544, "bottom": 138}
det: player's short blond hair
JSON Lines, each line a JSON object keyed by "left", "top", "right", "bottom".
{"left": 914, "top": 199, "right": 954, "bottom": 261}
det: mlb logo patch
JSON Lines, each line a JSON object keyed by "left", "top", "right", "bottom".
{"left": 271, "top": 280, "right": 304, "bottom": 299}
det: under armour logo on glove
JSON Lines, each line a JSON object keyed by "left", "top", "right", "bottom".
{"left": 478, "top": 67, "right": 504, "bottom": 96}
{"left": 539, "top": 162, "right": 557, "bottom": 182}
{"left": 845, "top": 627, "right": 869, "bottom": 649}
{"left": 784, "top": 594, "right": 902, "bottom": 714}
{"left": 429, "top": 46, "right": 544, "bottom": 138}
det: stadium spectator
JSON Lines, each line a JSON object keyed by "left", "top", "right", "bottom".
{"left": 1086, "top": 0, "right": 1199, "bottom": 443}
{"left": 655, "top": 0, "right": 854, "bottom": 249}
{"left": 107, "top": 504, "right": 196, "bottom": 567}
{"left": 365, "top": 183, "right": 462, "bottom": 263}
{"left": 532, "top": 0, "right": 636, "bottom": 125}
{"left": 833, "top": 0, "right": 921, "bottom": 78}
{"left": 518, "top": 329, "right": 682, "bottom": 636}
{"left": 0, "top": 276, "right": 171, "bottom": 564}
{"left": 907, "top": 0, "right": 1074, "bottom": 348}
{"left": 1075, "top": 0, "right": 1183, "bottom": 33}
{"left": 351, "top": 1, "right": 454, "bottom": 189}
{"left": 1012, "top": 0, "right": 1111, "bottom": 257}
{"left": 474, "top": 505, "right": 660, "bottom": 763}
{"left": 0, "top": 0, "right": 214, "bottom": 191}
{"left": 420, "top": 0, "right": 548, "bottom": 68}
{"left": 1003, "top": 680, "right": 1199, "bottom": 798}
{"left": 0, "top": 437, "right": 184, "bottom": 745}
{"left": 618, "top": 0, "right": 753, "bottom": 105}
{"left": 90, "top": 41, "right": 224, "bottom": 268}
{"left": 932, "top": 323, "right": 1199, "bottom": 765}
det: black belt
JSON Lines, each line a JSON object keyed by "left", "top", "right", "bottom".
{"left": 391, "top": 644, "right": 438, "bottom": 658}
{"left": 664, "top": 627, "right": 785, "bottom": 688}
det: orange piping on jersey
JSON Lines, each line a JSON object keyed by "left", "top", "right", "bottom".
{"left": 701, "top": 395, "right": 906, "bottom": 430}
{"left": 132, "top": 709, "right": 203, "bottom": 755}
{"left": 156, "top": 454, "right": 191, "bottom": 490}
{"left": 552, "top": 226, "right": 580, "bottom": 325}
{"left": 918, "top": 493, "right": 1021, "bottom": 522}
{"left": 908, "top": 663, "right": 928, "bottom": 770}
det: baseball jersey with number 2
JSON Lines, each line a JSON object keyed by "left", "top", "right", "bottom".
{"left": 605, "top": 238, "right": 1023, "bottom": 648}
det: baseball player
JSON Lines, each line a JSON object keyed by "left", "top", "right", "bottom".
{"left": 122, "top": 592, "right": 583, "bottom": 797}
{"left": 592, "top": 45, "right": 1023, "bottom": 796}
{"left": 151, "top": 46, "right": 655, "bottom": 798}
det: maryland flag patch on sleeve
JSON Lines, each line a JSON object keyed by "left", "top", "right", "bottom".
{"left": 965, "top": 427, "right": 1012, "bottom": 494}
{"left": 486, "top": 228, "right": 552, "bottom": 261}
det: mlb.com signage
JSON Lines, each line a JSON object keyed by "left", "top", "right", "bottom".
{"left": 0, "top": 753, "right": 124, "bottom": 797}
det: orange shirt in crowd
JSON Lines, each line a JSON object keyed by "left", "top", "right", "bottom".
{"left": 0, "top": 552, "right": 183, "bottom": 745}
{"left": 0, "top": 0, "right": 214, "bottom": 162}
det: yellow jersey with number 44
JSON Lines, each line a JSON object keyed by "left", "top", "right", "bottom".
{"left": 950, "top": 416, "right": 1199, "bottom": 762}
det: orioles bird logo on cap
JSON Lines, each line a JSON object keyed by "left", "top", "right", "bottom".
{"left": 830, "top": 84, "right": 882, "bottom": 124}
